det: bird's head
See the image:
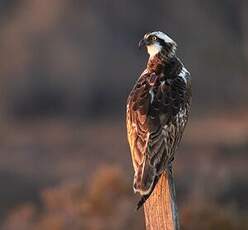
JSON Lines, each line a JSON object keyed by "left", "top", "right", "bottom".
{"left": 138, "top": 31, "right": 177, "bottom": 58}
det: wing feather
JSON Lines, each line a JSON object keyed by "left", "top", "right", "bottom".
{"left": 127, "top": 64, "right": 191, "bottom": 196}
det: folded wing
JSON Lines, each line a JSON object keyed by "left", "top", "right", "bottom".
{"left": 127, "top": 68, "right": 191, "bottom": 196}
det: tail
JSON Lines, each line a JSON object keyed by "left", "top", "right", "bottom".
{"left": 133, "top": 155, "right": 156, "bottom": 194}
{"left": 136, "top": 162, "right": 173, "bottom": 210}
{"left": 136, "top": 175, "right": 160, "bottom": 210}
{"left": 133, "top": 155, "right": 159, "bottom": 209}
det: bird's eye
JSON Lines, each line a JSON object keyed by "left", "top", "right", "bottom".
{"left": 152, "top": 36, "right": 157, "bottom": 41}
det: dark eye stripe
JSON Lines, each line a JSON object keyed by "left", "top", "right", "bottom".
{"left": 157, "top": 38, "right": 166, "bottom": 46}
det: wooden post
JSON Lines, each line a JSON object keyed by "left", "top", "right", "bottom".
{"left": 144, "top": 166, "right": 179, "bottom": 230}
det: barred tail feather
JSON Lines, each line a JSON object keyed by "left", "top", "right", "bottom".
{"left": 133, "top": 155, "right": 156, "bottom": 196}
{"left": 136, "top": 175, "right": 160, "bottom": 210}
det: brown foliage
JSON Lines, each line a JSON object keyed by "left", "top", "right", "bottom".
{"left": 2, "top": 165, "right": 144, "bottom": 230}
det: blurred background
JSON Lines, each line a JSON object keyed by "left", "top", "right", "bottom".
{"left": 0, "top": 0, "right": 248, "bottom": 229}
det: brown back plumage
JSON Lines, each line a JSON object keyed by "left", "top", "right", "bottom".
{"left": 126, "top": 52, "right": 192, "bottom": 205}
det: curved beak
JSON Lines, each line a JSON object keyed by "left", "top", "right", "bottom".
{"left": 138, "top": 38, "right": 147, "bottom": 49}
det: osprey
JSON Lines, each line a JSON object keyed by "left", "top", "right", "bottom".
{"left": 126, "top": 31, "right": 192, "bottom": 208}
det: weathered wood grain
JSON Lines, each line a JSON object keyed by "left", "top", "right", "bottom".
{"left": 144, "top": 167, "right": 179, "bottom": 230}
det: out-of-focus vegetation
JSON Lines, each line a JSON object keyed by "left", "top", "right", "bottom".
{"left": 0, "top": 1, "right": 248, "bottom": 229}
{"left": 1, "top": 116, "right": 248, "bottom": 230}
{"left": 2, "top": 166, "right": 144, "bottom": 230}
{"left": 2, "top": 164, "right": 248, "bottom": 230}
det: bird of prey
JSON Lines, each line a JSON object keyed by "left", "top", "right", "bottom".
{"left": 126, "top": 31, "right": 192, "bottom": 209}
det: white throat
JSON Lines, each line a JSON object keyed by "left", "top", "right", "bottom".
{"left": 147, "top": 43, "right": 162, "bottom": 57}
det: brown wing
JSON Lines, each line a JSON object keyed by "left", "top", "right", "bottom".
{"left": 126, "top": 71, "right": 151, "bottom": 174}
{"left": 126, "top": 69, "right": 191, "bottom": 196}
